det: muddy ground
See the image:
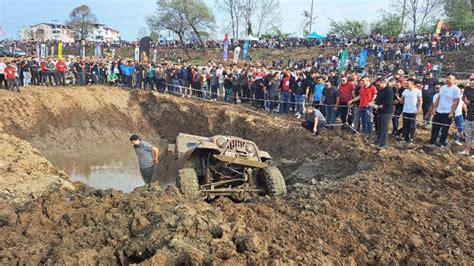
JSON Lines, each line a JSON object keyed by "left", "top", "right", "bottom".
{"left": 0, "top": 87, "right": 472, "bottom": 264}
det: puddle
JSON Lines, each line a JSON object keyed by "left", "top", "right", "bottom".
{"left": 45, "top": 143, "right": 174, "bottom": 193}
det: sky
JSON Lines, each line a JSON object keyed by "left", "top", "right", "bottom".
{"left": 0, "top": 0, "right": 391, "bottom": 40}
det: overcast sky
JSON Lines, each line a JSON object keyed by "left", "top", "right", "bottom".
{"left": 0, "top": 0, "right": 391, "bottom": 40}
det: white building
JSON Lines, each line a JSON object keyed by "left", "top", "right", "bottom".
{"left": 30, "top": 23, "right": 75, "bottom": 43}
{"left": 84, "top": 23, "right": 121, "bottom": 42}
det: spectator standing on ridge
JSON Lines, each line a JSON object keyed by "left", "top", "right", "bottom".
{"left": 430, "top": 73, "right": 461, "bottom": 148}
{"left": 349, "top": 76, "right": 377, "bottom": 139}
{"left": 322, "top": 80, "right": 339, "bottom": 128}
{"left": 400, "top": 78, "right": 423, "bottom": 144}
{"left": 372, "top": 78, "right": 393, "bottom": 150}
{"left": 294, "top": 72, "right": 309, "bottom": 119}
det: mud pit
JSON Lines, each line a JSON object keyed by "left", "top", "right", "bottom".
{"left": 0, "top": 87, "right": 472, "bottom": 264}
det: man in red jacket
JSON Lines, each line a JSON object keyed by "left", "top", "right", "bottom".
{"left": 56, "top": 59, "right": 67, "bottom": 86}
{"left": 349, "top": 76, "right": 377, "bottom": 138}
{"left": 4, "top": 61, "right": 19, "bottom": 92}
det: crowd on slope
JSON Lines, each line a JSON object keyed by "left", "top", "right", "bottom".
{"left": 0, "top": 30, "right": 472, "bottom": 157}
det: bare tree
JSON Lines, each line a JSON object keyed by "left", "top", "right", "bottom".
{"left": 240, "top": 0, "right": 257, "bottom": 36}
{"left": 255, "top": 0, "right": 281, "bottom": 37}
{"left": 215, "top": 0, "right": 242, "bottom": 40}
{"left": 391, "top": 0, "right": 443, "bottom": 33}
{"left": 66, "top": 5, "right": 97, "bottom": 41}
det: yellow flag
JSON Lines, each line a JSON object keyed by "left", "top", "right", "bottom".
{"left": 58, "top": 41, "right": 63, "bottom": 59}
{"left": 435, "top": 18, "right": 444, "bottom": 35}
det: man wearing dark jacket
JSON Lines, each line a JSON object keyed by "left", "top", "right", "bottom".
{"left": 372, "top": 78, "right": 394, "bottom": 150}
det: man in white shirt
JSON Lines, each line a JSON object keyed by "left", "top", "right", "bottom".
{"left": 401, "top": 78, "right": 423, "bottom": 144}
{"left": 430, "top": 74, "right": 461, "bottom": 147}
{"left": 0, "top": 58, "right": 7, "bottom": 89}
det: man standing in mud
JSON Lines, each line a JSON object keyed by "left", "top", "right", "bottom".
{"left": 130, "top": 134, "right": 160, "bottom": 189}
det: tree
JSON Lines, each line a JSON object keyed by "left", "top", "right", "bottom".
{"left": 391, "top": 0, "right": 443, "bottom": 33}
{"left": 150, "top": 31, "right": 160, "bottom": 42}
{"left": 137, "top": 27, "right": 149, "bottom": 40}
{"left": 215, "top": 0, "right": 242, "bottom": 40}
{"left": 260, "top": 27, "right": 294, "bottom": 39}
{"left": 66, "top": 4, "right": 97, "bottom": 41}
{"left": 147, "top": 0, "right": 190, "bottom": 56}
{"left": 19, "top": 26, "right": 33, "bottom": 41}
{"left": 371, "top": 12, "right": 404, "bottom": 36}
{"left": 179, "top": 0, "right": 215, "bottom": 53}
{"left": 301, "top": 10, "right": 316, "bottom": 36}
{"left": 328, "top": 19, "right": 369, "bottom": 38}
{"left": 444, "top": 0, "right": 474, "bottom": 30}
{"left": 254, "top": 0, "right": 281, "bottom": 37}
{"left": 240, "top": 0, "right": 257, "bottom": 37}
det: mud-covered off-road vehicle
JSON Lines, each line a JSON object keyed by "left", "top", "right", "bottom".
{"left": 167, "top": 133, "right": 286, "bottom": 200}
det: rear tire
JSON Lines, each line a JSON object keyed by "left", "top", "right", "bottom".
{"left": 258, "top": 166, "right": 287, "bottom": 196}
{"left": 177, "top": 168, "right": 200, "bottom": 199}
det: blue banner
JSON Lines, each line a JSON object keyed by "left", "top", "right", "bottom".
{"left": 242, "top": 40, "right": 250, "bottom": 60}
{"left": 95, "top": 43, "right": 102, "bottom": 58}
{"left": 223, "top": 34, "right": 230, "bottom": 61}
{"left": 359, "top": 49, "right": 368, "bottom": 68}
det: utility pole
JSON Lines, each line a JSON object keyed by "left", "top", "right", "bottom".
{"left": 309, "top": 0, "right": 314, "bottom": 33}
{"left": 400, "top": 0, "right": 406, "bottom": 34}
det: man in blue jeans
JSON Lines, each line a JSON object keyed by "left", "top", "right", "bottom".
{"left": 322, "top": 81, "right": 339, "bottom": 128}
{"left": 279, "top": 70, "right": 294, "bottom": 113}
{"left": 293, "top": 72, "right": 309, "bottom": 119}
{"left": 349, "top": 76, "right": 377, "bottom": 138}
{"left": 372, "top": 78, "right": 394, "bottom": 150}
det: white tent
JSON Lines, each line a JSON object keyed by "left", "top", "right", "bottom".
{"left": 245, "top": 34, "right": 259, "bottom": 41}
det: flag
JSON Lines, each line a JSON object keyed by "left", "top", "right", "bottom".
{"left": 134, "top": 47, "right": 139, "bottom": 61}
{"left": 153, "top": 47, "right": 157, "bottom": 62}
{"left": 337, "top": 49, "right": 348, "bottom": 71}
{"left": 80, "top": 45, "right": 85, "bottom": 57}
{"left": 0, "top": 27, "right": 5, "bottom": 37}
{"left": 36, "top": 43, "right": 40, "bottom": 57}
{"left": 223, "top": 34, "right": 230, "bottom": 61}
{"left": 242, "top": 40, "right": 250, "bottom": 60}
{"left": 139, "top": 37, "right": 151, "bottom": 61}
{"left": 58, "top": 41, "right": 63, "bottom": 59}
{"left": 359, "top": 49, "right": 368, "bottom": 68}
{"left": 95, "top": 43, "right": 102, "bottom": 58}
{"left": 435, "top": 18, "right": 444, "bottom": 35}
{"left": 233, "top": 47, "right": 241, "bottom": 64}
{"left": 111, "top": 48, "right": 116, "bottom": 58}
{"left": 50, "top": 45, "right": 55, "bottom": 57}
{"left": 40, "top": 44, "right": 46, "bottom": 58}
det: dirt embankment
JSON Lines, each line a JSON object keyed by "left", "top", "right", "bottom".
{"left": 0, "top": 87, "right": 472, "bottom": 264}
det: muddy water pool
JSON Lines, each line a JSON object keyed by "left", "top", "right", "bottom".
{"left": 45, "top": 143, "right": 174, "bottom": 193}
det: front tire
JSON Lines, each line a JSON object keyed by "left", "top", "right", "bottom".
{"left": 176, "top": 168, "right": 200, "bottom": 199}
{"left": 258, "top": 166, "right": 287, "bottom": 196}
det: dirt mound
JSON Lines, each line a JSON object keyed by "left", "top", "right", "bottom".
{"left": 0, "top": 133, "right": 74, "bottom": 206}
{"left": 0, "top": 87, "right": 472, "bottom": 264}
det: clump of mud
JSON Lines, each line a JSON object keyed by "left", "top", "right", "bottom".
{"left": 0, "top": 87, "right": 472, "bottom": 264}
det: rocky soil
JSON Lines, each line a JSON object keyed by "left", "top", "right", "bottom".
{"left": 0, "top": 87, "right": 472, "bottom": 264}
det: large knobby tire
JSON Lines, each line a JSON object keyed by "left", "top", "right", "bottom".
{"left": 259, "top": 166, "right": 287, "bottom": 196}
{"left": 176, "top": 168, "right": 200, "bottom": 199}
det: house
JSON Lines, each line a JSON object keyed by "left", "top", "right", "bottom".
{"left": 84, "top": 23, "right": 121, "bottom": 42}
{"left": 30, "top": 23, "right": 75, "bottom": 43}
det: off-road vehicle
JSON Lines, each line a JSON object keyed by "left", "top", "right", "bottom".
{"left": 167, "top": 133, "right": 286, "bottom": 200}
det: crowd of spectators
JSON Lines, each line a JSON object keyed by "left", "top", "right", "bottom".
{"left": 0, "top": 30, "right": 472, "bottom": 157}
